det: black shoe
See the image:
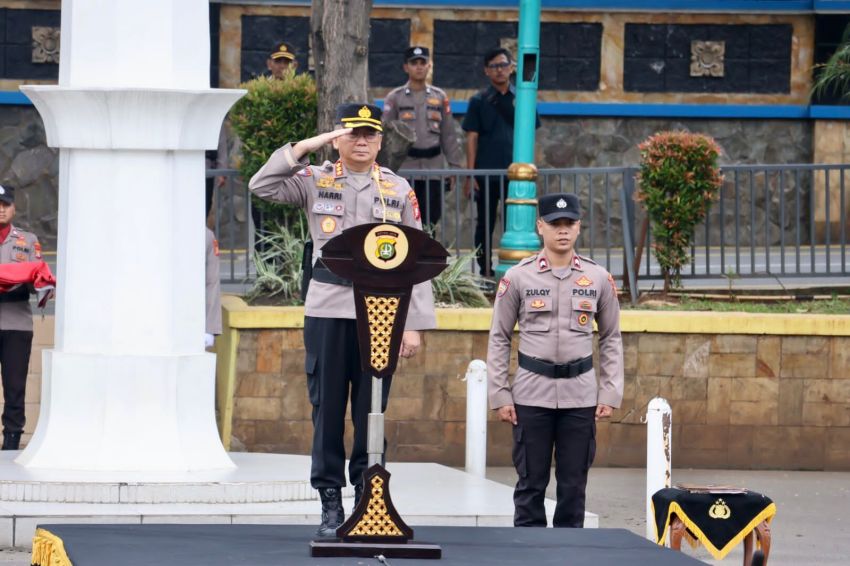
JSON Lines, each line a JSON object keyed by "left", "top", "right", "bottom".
{"left": 354, "top": 482, "right": 364, "bottom": 508}
{"left": 2, "top": 431, "right": 21, "bottom": 451}
{"left": 316, "top": 487, "right": 344, "bottom": 538}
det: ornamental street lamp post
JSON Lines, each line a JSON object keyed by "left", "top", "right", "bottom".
{"left": 495, "top": 0, "right": 542, "bottom": 276}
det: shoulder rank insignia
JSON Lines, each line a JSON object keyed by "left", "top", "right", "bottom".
{"left": 573, "top": 255, "right": 582, "bottom": 270}
{"left": 496, "top": 277, "right": 510, "bottom": 298}
{"left": 576, "top": 275, "right": 593, "bottom": 287}
{"left": 316, "top": 176, "right": 334, "bottom": 188}
{"left": 334, "top": 160, "right": 344, "bottom": 178}
{"left": 538, "top": 256, "right": 549, "bottom": 271}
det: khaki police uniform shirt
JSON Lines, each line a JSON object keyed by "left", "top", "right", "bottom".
{"left": 487, "top": 251, "right": 624, "bottom": 410}
{"left": 383, "top": 84, "right": 463, "bottom": 170}
{"left": 248, "top": 144, "right": 436, "bottom": 330}
{"left": 0, "top": 225, "right": 41, "bottom": 332}
{"left": 205, "top": 228, "right": 222, "bottom": 335}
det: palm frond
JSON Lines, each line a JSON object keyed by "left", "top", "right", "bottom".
{"left": 245, "top": 221, "right": 307, "bottom": 305}
{"left": 431, "top": 248, "right": 490, "bottom": 308}
{"left": 812, "top": 23, "right": 850, "bottom": 101}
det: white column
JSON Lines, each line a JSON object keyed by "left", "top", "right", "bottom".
{"left": 464, "top": 360, "right": 488, "bottom": 478}
{"left": 645, "top": 397, "right": 672, "bottom": 540}
{"left": 17, "top": 0, "right": 244, "bottom": 471}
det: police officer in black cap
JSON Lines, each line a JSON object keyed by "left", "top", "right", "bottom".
{"left": 486, "top": 192, "right": 623, "bottom": 528}
{"left": 266, "top": 41, "right": 298, "bottom": 79}
{"left": 0, "top": 184, "right": 44, "bottom": 450}
{"left": 249, "top": 103, "right": 436, "bottom": 537}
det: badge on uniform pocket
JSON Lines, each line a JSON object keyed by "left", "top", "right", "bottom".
{"left": 400, "top": 111, "right": 415, "bottom": 120}
{"left": 321, "top": 216, "right": 337, "bottom": 234}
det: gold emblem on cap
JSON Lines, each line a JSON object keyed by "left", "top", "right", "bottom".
{"left": 358, "top": 106, "right": 372, "bottom": 119}
{"left": 280, "top": 44, "right": 288, "bottom": 52}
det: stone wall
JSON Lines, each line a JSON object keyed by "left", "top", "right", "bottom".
{"left": 0, "top": 105, "right": 57, "bottom": 247}
{"left": 228, "top": 322, "right": 850, "bottom": 471}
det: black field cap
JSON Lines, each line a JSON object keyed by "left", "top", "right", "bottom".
{"left": 269, "top": 42, "right": 296, "bottom": 61}
{"left": 336, "top": 103, "right": 383, "bottom": 132}
{"left": 405, "top": 46, "right": 430, "bottom": 62}
{"left": 0, "top": 184, "right": 14, "bottom": 205}
{"left": 539, "top": 193, "right": 581, "bottom": 222}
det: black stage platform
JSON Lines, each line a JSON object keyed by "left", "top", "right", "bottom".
{"left": 34, "top": 524, "right": 705, "bottom": 565}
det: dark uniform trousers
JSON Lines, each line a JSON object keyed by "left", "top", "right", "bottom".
{"left": 473, "top": 175, "right": 508, "bottom": 276}
{"left": 304, "top": 316, "right": 392, "bottom": 490}
{"left": 412, "top": 179, "right": 444, "bottom": 228}
{"left": 0, "top": 330, "right": 33, "bottom": 433}
{"left": 512, "top": 404, "right": 596, "bottom": 528}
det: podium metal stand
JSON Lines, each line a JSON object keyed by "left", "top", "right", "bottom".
{"left": 309, "top": 222, "right": 448, "bottom": 559}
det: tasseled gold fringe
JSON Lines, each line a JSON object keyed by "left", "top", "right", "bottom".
{"left": 31, "top": 528, "right": 73, "bottom": 566}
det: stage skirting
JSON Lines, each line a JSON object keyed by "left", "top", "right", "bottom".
{"left": 31, "top": 524, "right": 706, "bottom": 565}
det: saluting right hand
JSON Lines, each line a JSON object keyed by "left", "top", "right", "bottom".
{"left": 292, "top": 128, "right": 353, "bottom": 160}
{"left": 497, "top": 405, "right": 518, "bottom": 426}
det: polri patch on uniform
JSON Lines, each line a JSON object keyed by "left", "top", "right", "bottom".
{"left": 443, "top": 98, "right": 452, "bottom": 114}
{"left": 34, "top": 242, "right": 42, "bottom": 259}
{"left": 213, "top": 239, "right": 220, "bottom": 257}
{"left": 297, "top": 167, "right": 313, "bottom": 177}
{"left": 576, "top": 275, "right": 593, "bottom": 287}
{"left": 407, "top": 190, "right": 421, "bottom": 221}
{"left": 607, "top": 273, "right": 617, "bottom": 293}
{"left": 321, "top": 216, "right": 337, "bottom": 234}
{"left": 496, "top": 278, "right": 510, "bottom": 298}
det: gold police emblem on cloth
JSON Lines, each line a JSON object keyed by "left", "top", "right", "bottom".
{"left": 358, "top": 106, "right": 372, "bottom": 119}
{"left": 364, "top": 224, "right": 409, "bottom": 270}
{"left": 708, "top": 499, "right": 731, "bottom": 520}
{"left": 530, "top": 299, "right": 545, "bottom": 309}
{"left": 579, "top": 300, "right": 593, "bottom": 310}
{"left": 317, "top": 176, "right": 334, "bottom": 188}
{"left": 576, "top": 275, "right": 593, "bottom": 287}
{"left": 321, "top": 216, "right": 337, "bottom": 234}
{"left": 577, "top": 313, "right": 590, "bottom": 326}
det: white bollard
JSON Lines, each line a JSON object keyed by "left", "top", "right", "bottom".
{"left": 645, "top": 397, "right": 672, "bottom": 541}
{"left": 464, "top": 360, "right": 488, "bottom": 477}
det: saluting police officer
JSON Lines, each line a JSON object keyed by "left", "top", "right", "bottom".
{"left": 383, "top": 46, "right": 463, "bottom": 227}
{"left": 487, "top": 193, "right": 623, "bottom": 528}
{"left": 249, "top": 103, "right": 436, "bottom": 537}
{"left": 0, "top": 185, "right": 43, "bottom": 450}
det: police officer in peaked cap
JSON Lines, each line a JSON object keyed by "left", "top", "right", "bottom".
{"left": 486, "top": 192, "right": 624, "bottom": 528}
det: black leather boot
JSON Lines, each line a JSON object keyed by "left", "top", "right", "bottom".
{"left": 2, "top": 431, "right": 21, "bottom": 451}
{"left": 316, "top": 487, "right": 344, "bottom": 538}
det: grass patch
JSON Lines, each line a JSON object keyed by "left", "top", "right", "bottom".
{"left": 625, "top": 296, "right": 850, "bottom": 314}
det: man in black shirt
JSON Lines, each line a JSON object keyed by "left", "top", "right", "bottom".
{"left": 461, "top": 48, "right": 539, "bottom": 276}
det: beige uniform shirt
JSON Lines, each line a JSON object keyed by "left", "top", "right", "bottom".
{"left": 487, "top": 251, "right": 624, "bottom": 410}
{"left": 383, "top": 84, "right": 463, "bottom": 170}
{"left": 205, "top": 228, "right": 222, "bottom": 335}
{"left": 248, "top": 144, "right": 436, "bottom": 330}
{"left": 0, "top": 226, "right": 41, "bottom": 332}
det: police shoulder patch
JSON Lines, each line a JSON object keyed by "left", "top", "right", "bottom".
{"left": 496, "top": 277, "right": 510, "bottom": 298}
{"left": 297, "top": 167, "right": 313, "bottom": 177}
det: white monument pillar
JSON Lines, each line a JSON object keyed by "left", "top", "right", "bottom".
{"left": 17, "top": 0, "right": 244, "bottom": 471}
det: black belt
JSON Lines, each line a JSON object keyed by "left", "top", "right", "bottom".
{"left": 408, "top": 145, "right": 441, "bottom": 159}
{"left": 518, "top": 352, "right": 593, "bottom": 379}
{"left": 311, "top": 259, "right": 353, "bottom": 287}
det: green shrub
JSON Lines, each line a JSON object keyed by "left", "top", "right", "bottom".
{"left": 229, "top": 71, "right": 318, "bottom": 230}
{"left": 637, "top": 131, "right": 723, "bottom": 293}
{"left": 245, "top": 220, "right": 307, "bottom": 305}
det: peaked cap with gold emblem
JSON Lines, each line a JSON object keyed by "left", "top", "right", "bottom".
{"left": 269, "top": 41, "right": 296, "bottom": 61}
{"left": 336, "top": 102, "right": 383, "bottom": 132}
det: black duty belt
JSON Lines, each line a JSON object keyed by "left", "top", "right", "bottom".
{"left": 518, "top": 352, "right": 593, "bottom": 379}
{"left": 311, "top": 259, "right": 353, "bottom": 287}
{"left": 0, "top": 286, "right": 29, "bottom": 304}
{"left": 408, "top": 145, "right": 441, "bottom": 159}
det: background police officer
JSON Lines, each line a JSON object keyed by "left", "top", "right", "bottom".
{"left": 248, "top": 103, "right": 436, "bottom": 537}
{"left": 486, "top": 193, "right": 623, "bottom": 528}
{"left": 0, "top": 185, "right": 43, "bottom": 450}
{"left": 383, "top": 46, "right": 463, "bottom": 227}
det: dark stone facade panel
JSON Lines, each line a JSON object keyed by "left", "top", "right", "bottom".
{"left": 433, "top": 54, "right": 483, "bottom": 90}
{"left": 0, "top": 46, "right": 5, "bottom": 77}
{"left": 368, "top": 19, "right": 409, "bottom": 87}
{"left": 623, "top": 58, "right": 666, "bottom": 92}
{"left": 240, "top": 50, "right": 270, "bottom": 83}
{"left": 5, "top": 44, "right": 58, "bottom": 80}
{"left": 5, "top": 9, "right": 60, "bottom": 44}
{"left": 559, "top": 23, "right": 602, "bottom": 58}
{"left": 539, "top": 56, "right": 559, "bottom": 90}
{"left": 369, "top": 53, "right": 406, "bottom": 88}
{"left": 433, "top": 20, "right": 475, "bottom": 55}
{"left": 624, "top": 23, "right": 666, "bottom": 58}
{"left": 558, "top": 58, "right": 600, "bottom": 91}
{"left": 0, "top": 10, "right": 5, "bottom": 43}
{"left": 540, "top": 24, "right": 559, "bottom": 58}
{"left": 624, "top": 23, "right": 791, "bottom": 94}
{"left": 474, "top": 21, "right": 516, "bottom": 55}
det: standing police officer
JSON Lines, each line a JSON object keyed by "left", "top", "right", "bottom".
{"left": 383, "top": 46, "right": 463, "bottom": 227}
{"left": 486, "top": 193, "right": 623, "bottom": 528}
{"left": 249, "top": 103, "right": 436, "bottom": 537}
{"left": 0, "top": 185, "right": 43, "bottom": 450}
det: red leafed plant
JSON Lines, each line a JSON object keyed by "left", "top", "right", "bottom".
{"left": 636, "top": 131, "right": 723, "bottom": 294}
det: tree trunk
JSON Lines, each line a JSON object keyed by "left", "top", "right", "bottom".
{"left": 311, "top": 0, "right": 373, "bottom": 161}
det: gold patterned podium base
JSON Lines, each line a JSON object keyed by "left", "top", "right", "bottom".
{"left": 309, "top": 464, "right": 442, "bottom": 559}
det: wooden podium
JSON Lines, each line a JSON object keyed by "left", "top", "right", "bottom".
{"left": 309, "top": 222, "right": 448, "bottom": 560}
